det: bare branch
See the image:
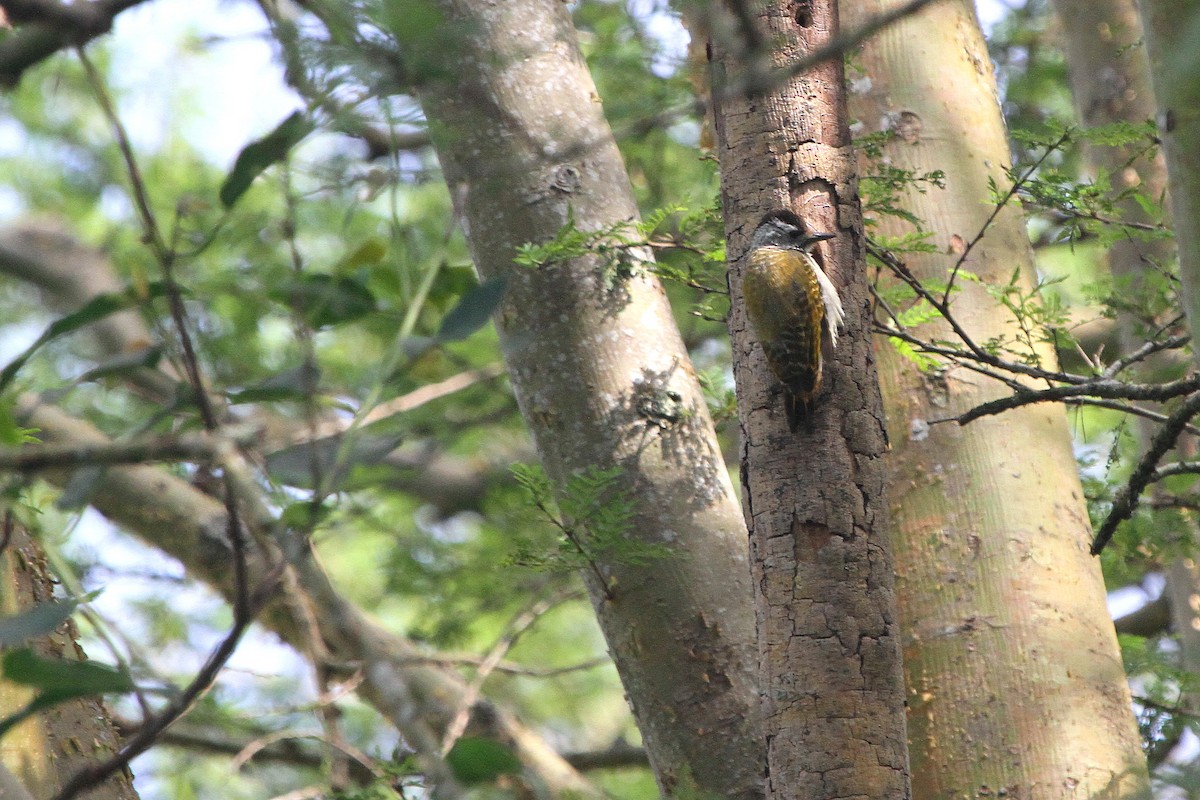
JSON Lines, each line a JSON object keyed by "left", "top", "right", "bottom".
{"left": 0, "top": 0, "right": 150, "bottom": 86}
{"left": 0, "top": 426, "right": 258, "bottom": 471}
{"left": 940, "top": 374, "right": 1200, "bottom": 426}
{"left": 1091, "top": 391, "right": 1200, "bottom": 555}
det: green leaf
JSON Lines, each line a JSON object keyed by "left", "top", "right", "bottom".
{"left": 264, "top": 430, "right": 405, "bottom": 490}
{"left": 895, "top": 302, "right": 942, "bottom": 328}
{"left": 0, "top": 649, "right": 135, "bottom": 739}
{"left": 1132, "top": 192, "right": 1161, "bottom": 221}
{"left": 274, "top": 274, "right": 377, "bottom": 329}
{"left": 0, "top": 600, "right": 79, "bottom": 647}
{"left": 334, "top": 238, "right": 389, "bottom": 274}
{"left": 219, "top": 111, "right": 314, "bottom": 208}
{"left": 226, "top": 363, "right": 320, "bottom": 405}
{"left": 77, "top": 346, "right": 164, "bottom": 383}
{"left": 0, "top": 283, "right": 170, "bottom": 394}
{"left": 889, "top": 337, "right": 941, "bottom": 371}
{"left": 3, "top": 648, "right": 133, "bottom": 694}
{"left": 0, "top": 399, "right": 39, "bottom": 446}
{"left": 445, "top": 736, "right": 521, "bottom": 785}
{"left": 435, "top": 276, "right": 508, "bottom": 342}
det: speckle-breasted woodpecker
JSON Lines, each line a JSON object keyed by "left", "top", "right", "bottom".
{"left": 742, "top": 209, "right": 845, "bottom": 432}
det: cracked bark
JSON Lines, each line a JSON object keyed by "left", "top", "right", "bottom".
{"left": 711, "top": 2, "right": 909, "bottom": 798}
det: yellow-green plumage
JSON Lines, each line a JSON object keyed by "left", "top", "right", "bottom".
{"left": 743, "top": 210, "right": 844, "bottom": 432}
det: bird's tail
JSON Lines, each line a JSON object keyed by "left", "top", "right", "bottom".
{"left": 785, "top": 391, "right": 815, "bottom": 434}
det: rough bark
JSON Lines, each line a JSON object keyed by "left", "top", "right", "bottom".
{"left": 0, "top": 524, "right": 138, "bottom": 800}
{"left": 341, "top": 2, "right": 767, "bottom": 796}
{"left": 844, "top": 1, "right": 1151, "bottom": 797}
{"left": 710, "top": 3, "right": 909, "bottom": 799}
{"left": 1138, "top": 0, "right": 1200, "bottom": 362}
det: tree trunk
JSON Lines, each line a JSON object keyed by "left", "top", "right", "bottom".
{"left": 1138, "top": 0, "right": 1200, "bottom": 357}
{"left": 710, "top": 3, "right": 910, "bottom": 798}
{"left": 390, "top": 2, "right": 764, "bottom": 797}
{"left": 1051, "top": 0, "right": 1200, "bottom": 690}
{"left": 843, "top": 1, "right": 1150, "bottom": 796}
{"left": 0, "top": 524, "right": 138, "bottom": 800}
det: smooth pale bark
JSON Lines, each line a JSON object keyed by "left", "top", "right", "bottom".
{"left": 1139, "top": 0, "right": 1200, "bottom": 357}
{"left": 388, "top": 2, "right": 763, "bottom": 797}
{"left": 1052, "top": 0, "right": 1200, "bottom": 675}
{"left": 843, "top": 1, "right": 1150, "bottom": 796}
{"left": 0, "top": 525, "right": 137, "bottom": 800}
{"left": 711, "top": 3, "right": 909, "bottom": 798}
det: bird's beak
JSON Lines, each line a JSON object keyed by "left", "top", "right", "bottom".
{"left": 809, "top": 232, "right": 836, "bottom": 242}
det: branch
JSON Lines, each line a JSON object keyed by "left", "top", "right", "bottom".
{"left": 15, "top": 399, "right": 602, "bottom": 798}
{"left": 53, "top": 544, "right": 284, "bottom": 800}
{"left": 0, "top": 426, "right": 258, "bottom": 471}
{"left": 0, "top": 0, "right": 150, "bottom": 86}
{"left": 1152, "top": 461, "right": 1200, "bottom": 480}
{"left": 722, "top": 0, "right": 946, "bottom": 99}
{"left": 939, "top": 374, "right": 1200, "bottom": 426}
{"left": 123, "top": 714, "right": 650, "bottom": 774}
{"left": 1091, "top": 391, "right": 1200, "bottom": 555}
{"left": 1103, "top": 334, "right": 1191, "bottom": 379}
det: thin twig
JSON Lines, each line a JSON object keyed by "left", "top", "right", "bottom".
{"left": 395, "top": 653, "right": 610, "bottom": 678}
{"left": 52, "top": 561, "right": 284, "bottom": 800}
{"left": 876, "top": 323, "right": 1073, "bottom": 385}
{"left": 869, "top": 241, "right": 993, "bottom": 363}
{"left": 1102, "top": 334, "right": 1191, "bottom": 379}
{"left": 1091, "top": 392, "right": 1200, "bottom": 555}
{"left": 233, "top": 728, "right": 380, "bottom": 778}
{"left": 76, "top": 49, "right": 167, "bottom": 260}
{"left": 1059, "top": 397, "right": 1200, "bottom": 439}
{"left": 439, "top": 589, "right": 576, "bottom": 754}
{"left": 942, "top": 129, "right": 1071, "bottom": 305}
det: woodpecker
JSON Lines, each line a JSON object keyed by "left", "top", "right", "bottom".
{"left": 742, "top": 209, "right": 845, "bottom": 432}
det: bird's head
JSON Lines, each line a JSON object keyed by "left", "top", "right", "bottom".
{"left": 750, "top": 209, "right": 835, "bottom": 252}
